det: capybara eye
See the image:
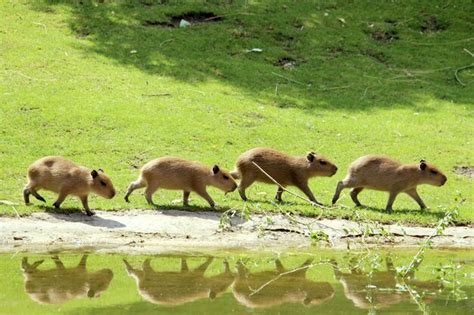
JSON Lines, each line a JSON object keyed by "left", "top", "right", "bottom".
{"left": 320, "top": 160, "right": 327, "bottom": 165}
{"left": 100, "top": 181, "right": 107, "bottom": 187}
{"left": 430, "top": 170, "right": 438, "bottom": 175}
{"left": 223, "top": 175, "right": 229, "bottom": 180}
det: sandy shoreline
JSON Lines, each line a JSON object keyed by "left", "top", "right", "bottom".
{"left": 0, "top": 209, "right": 472, "bottom": 254}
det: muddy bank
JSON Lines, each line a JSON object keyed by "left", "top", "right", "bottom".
{"left": 0, "top": 210, "right": 472, "bottom": 254}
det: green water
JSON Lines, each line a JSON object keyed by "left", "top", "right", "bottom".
{"left": 0, "top": 249, "right": 472, "bottom": 314}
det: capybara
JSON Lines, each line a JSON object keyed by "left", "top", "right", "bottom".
{"left": 21, "top": 255, "right": 113, "bottom": 304}
{"left": 124, "top": 156, "right": 237, "bottom": 208}
{"left": 231, "top": 148, "right": 338, "bottom": 204}
{"left": 232, "top": 259, "right": 334, "bottom": 308}
{"left": 332, "top": 257, "right": 441, "bottom": 310}
{"left": 123, "top": 257, "right": 234, "bottom": 305}
{"left": 332, "top": 156, "right": 447, "bottom": 212}
{"left": 24, "top": 156, "right": 116, "bottom": 216}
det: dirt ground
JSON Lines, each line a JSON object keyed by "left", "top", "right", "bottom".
{"left": 0, "top": 210, "right": 472, "bottom": 254}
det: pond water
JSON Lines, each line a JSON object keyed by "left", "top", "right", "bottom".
{"left": 0, "top": 249, "right": 472, "bottom": 314}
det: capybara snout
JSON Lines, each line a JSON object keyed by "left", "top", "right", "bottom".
{"left": 418, "top": 160, "right": 447, "bottom": 187}
{"left": 90, "top": 169, "right": 116, "bottom": 199}
{"left": 211, "top": 165, "right": 238, "bottom": 193}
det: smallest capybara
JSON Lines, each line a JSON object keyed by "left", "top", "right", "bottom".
{"left": 24, "top": 156, "right": 116, "bottom": 216}
{"left": 332, "top": 155, "right": 447, "bottom": 212}
{"left": 124, "top": 156, "right": 238, "bottom": 208}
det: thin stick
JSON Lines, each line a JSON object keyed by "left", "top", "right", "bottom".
{"left": 271, "top": 72, "right": 309, "bottom": 86}
{"left": 249, "top": 263, "right": 316, "bottom": 296}
{"left": 463, "top": 48, "right": 474, "bottom": 58}
{"left": 142, "top": 93, "right": 171, "bottom": 97}
{"left": 159, "top": 39, "right": 174, "bottom": 47}
{"left": 12, "top": 206, "right": 21, "bottom": 219}
{"left": 251, "top": 162, "right": 330, "bottom": 209}
{"left": 454, "top": 64, "right": 474, "bottom": 86}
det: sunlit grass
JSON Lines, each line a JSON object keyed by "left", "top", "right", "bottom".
{"left": 0, "top": 0, "right": 472, "bottom": 226}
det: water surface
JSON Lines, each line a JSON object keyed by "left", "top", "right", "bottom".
{"left": 0, "top": 249, "right": 472, "bottom": 314}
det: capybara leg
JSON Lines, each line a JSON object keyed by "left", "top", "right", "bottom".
{"left": 23, "top": 188, "right": 31, "bottom": 204}
{"left": 350, "top": 187, "right": 364, "bottom": 207}
{"left": 53, "top": 192, "right": 67, "bottom": 209}
{"left": 78, "top": 254, "right": 88, "bottom": 270}
{"left": 385, "top": 191, "right": 399, "bottom": 213}
{"left": 52, "top": 255, "right": 65, "bottom": 270}
{"left": 181, "top": 258, "right": 189, "bottom": 272}
{"left": 124, "top": 179, "right": 146, "bottom": 202}
{"left": 332, "top": 181, "right": 346, "bottom": 205}
{"left": 31, "top": 190, "right": 46, "bottom": 202}
{"left": 196, "top": 189, "right": 215, "bottom": 208}
{"left": 195, "top": 257, "right": 213, "bottom": 273}
{"left": 405, "top": 189, "right": 427, "bottom": 210}
{"left": 238, "top": 174, "right": 256, "bottom": 201}
{"left": 386, "top": 256, "right": 395, "bottom": 270}
{"left": 144, "top": 185, "right": 158, "bottom": 205}
{"left": 296, "top": 181, "right": 320, "bottom": 205}
{"left": 275, "top": 259, "right": 285, "bottom": 273}
{"left": 183, "top": 191, "right": 190, "bottom": 206}
{"left": 80, "top": 195, "right": 94, "bottom": 216}
{"left": 275, "top": 186, "right": 284, "bottom": 202}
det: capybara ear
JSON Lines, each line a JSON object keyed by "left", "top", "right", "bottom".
{"left": 420, "top": 161, "right": 427, "bottom": 171}
{"left": 91, "top": 170, "right": 99, "bottom": 178}
{"left": 307, "top": 153, "right": 315, "bottom": 162}
{"left": 98, "top": 168, "right": 104, "bottom": 173}
{"left": 212, "top": 165, "right": 220, "bottom": 174}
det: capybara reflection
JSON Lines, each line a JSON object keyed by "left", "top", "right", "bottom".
{"left": 232, "top": 259, "right": 334, "bottom": 308}
{"left": 123, "top": 257, "right": 233, "bottom": 306}
{"left": 332, "top": 257, "right": 442, "bottom": 310}
{"left": 21, "top": 255, "right": 113, "bottom": 304}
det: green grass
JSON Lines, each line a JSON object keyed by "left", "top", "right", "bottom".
{"left": 0, "top": 0, "right": 473, "bottom": 226}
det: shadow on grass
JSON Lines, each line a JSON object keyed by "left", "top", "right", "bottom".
{"left": 150, "top": 203, "right": 231, "bottom": 213}
{"left": 32, "top": 0, "right": 474, "bottom": 111}
{"left": 39, "top": 205, "right": 127, "bottom": 228}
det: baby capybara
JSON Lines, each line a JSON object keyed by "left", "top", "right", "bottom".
{"left": 332, "top": 155, "right": 447, "bottom": 212}
{"left": 24, "top": 156, "right": 116, "bottom": 216}
{"left": 231, "top": 148, "right": 338, "bottom": 204}
{"left": 124, "top": 156, "right": 237, "bottom": 208}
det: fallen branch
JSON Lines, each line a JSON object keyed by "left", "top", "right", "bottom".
{"left": 251, "top": 162, "right": 330, "bottom": 209}
{"left": 454, "top": 64, "right": 474, "bottom": 86}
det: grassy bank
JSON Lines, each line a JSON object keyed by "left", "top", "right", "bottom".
{"left": 0, "top": 0, "right": 472, "bottom": 226}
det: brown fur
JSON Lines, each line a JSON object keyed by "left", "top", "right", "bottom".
{"left": 123, "top": 257, "right": 233, "bottom": 306}
{"left": 332, "top": 257, "right": 441, "bottom": 310}
{"left": 124, "top": 156, "right": 238, "bottom": 208}
{"left": 232, "top": 259, "right": 334, "bottom": 308}
{"left": 21, "top": 255, "right": 113, "bottom": 304}
{"left": 231, "top": 148, "right": 338, "bottom": 204}
{"left": 24, "top": 156, "right": 116, "bottom": 216}
{"left": 332, "top": 155, "right": 447, "bottom": 212}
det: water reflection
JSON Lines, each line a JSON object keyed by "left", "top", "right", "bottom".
{"left": 232, "top": 259, "right": 334, "bottom": 308}
{"left": 332, "top": 256, "right": 442, "bottom": 310}
{"left": 21, "top": 255, "right": 113, "bottom": 304}
{"left": 14, "top": 252, "right": 471, "bottom": 314}
{"left": 123, "top": 257, "right": 234, "bottom": 306}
